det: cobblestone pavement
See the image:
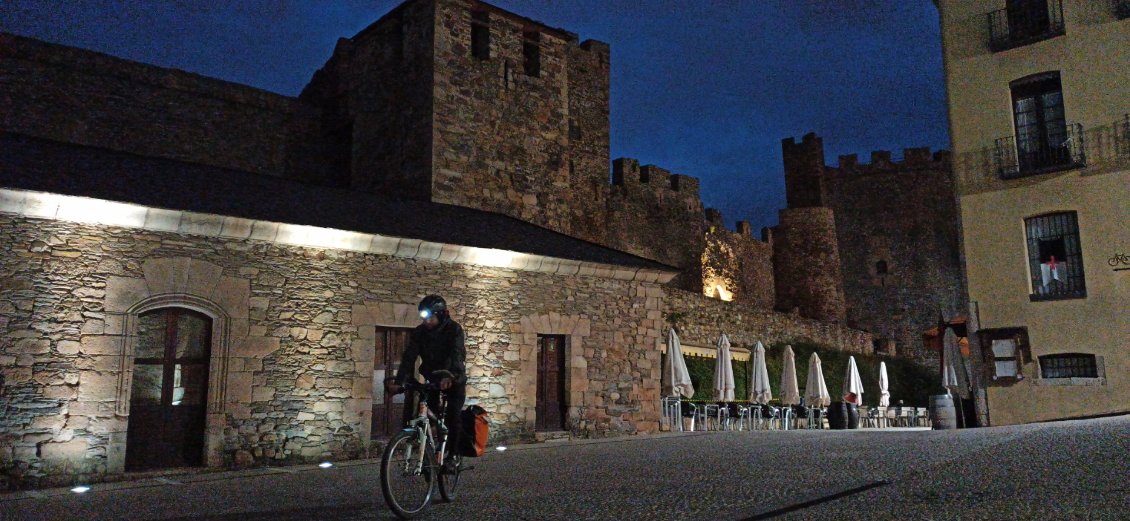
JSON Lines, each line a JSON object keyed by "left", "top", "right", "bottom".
{"left": 3, "top": 416, "right": 1128, "bottom": 520}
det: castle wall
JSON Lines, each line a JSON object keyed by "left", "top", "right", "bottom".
{"left": 664, "top": 288, "right": 872, "bottom": 356}
{"left": 824, "top": 149, "right": 963, "bottom": 369}
{"left": 702, "top": 219, "right": 775, "bottom": 308}
{"left": 0, "top": 33, "right": 320, "bottom": 180}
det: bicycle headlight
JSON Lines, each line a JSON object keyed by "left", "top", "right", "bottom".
{"left": 419, "top": 309, "right": 432, "bottom": 320}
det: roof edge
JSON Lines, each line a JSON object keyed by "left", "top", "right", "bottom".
{"left": 0, "top": 188, "right": 678, "bottom": 283}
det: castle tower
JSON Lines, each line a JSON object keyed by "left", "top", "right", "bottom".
{"left": 772, "top": 207, "right": 847, "bottom": 322}
{"left": 782, "top": 132, "right": 828, "bottom": 208}
{"left": 300, "top": 0, "right": 612, "bottom": 239}
{"left": 773, "top": 134, "right": 847, "bottom": 322}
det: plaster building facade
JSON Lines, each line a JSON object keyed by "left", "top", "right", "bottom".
{"left": 936, "top": 0, "right": 1129, "bottom": 425}
{"left": 0, "top": 0, "right": 880, "bottom": 488}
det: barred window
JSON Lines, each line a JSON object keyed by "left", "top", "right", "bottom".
{"left": 1025, "top": 211, "right": 1086, "bottom": 300}
{"left": 1039, "top": 353, "right": 1097, "bottom": 379}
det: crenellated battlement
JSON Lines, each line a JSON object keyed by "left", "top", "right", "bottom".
{"left": 611, "top": 158, "right": 702, "bottom": 200}
{"left": 830, "top": 147, "right": 952, "bottom": 176}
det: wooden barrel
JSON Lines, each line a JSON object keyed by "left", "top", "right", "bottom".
{"left": 846, "top": 403, "right": 860, "bottom": 429}
{"left": 930, "top": 394, "right": 958, "bottom": 430}
{"left": 827, "top": 402, "right": 848, "bottom": 430}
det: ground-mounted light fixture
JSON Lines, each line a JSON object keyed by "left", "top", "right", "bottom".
{"left": 318, "top": 462, "right": 334, "bottom": 468}
{"left": 71, "top": 486, "right": 91, "bottom": 494}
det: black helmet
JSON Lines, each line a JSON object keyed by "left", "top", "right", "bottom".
{"left": 418, "top": 294, "right": 448, "bottom": 320}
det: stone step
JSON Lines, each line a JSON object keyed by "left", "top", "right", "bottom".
{"left": 534, "top": 431, "right": 571, "bottom": 443}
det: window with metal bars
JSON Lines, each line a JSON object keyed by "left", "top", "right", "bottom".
{"left": 1025, "top": 211, "right": 1086, "bottom": 300}
{"left": 1039, "top": 353, "right": 1097, "bottom": 379}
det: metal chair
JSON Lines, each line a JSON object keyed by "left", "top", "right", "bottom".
{"left": 661, "top": 396, "right": 682, "bottom": 432}
{"left": 916, "top": 407, "right": 930, "bottom": 427}
{"left": 861, "top": 407, "right": 878, "bottom": 428}
{"left": 804, "top": 406, "right": 824, "bottom": 429}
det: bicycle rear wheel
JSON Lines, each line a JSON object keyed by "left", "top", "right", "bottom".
{"left": 438, "top": 453, "right": 462, "bottom": 501}
{"left": 380, "top": 431, "right": 436, "bottom": 519}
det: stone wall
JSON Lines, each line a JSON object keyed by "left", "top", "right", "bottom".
{"left": 779, "top": 132, "right": 965, "bottom": 369}
{"left": 701, "top": 217, "right": 775, "bottom": 308}
{"left": 429, "top": 0, "right": 581, "bottom": 233}
{"left": 824, "top": 149, "right": 963, "bottom": 369}
{"left": 0, "top": 33, "right": 322, "bottom": 181}
{"left": 0, "top": 213, "right": 665, "bottom": 487}
{"left": 663, "top": 289, "right": 872, "bottom": 356}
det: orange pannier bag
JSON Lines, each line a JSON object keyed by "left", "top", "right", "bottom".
{"left": 459, "top": 405, "right": 489, "bottom": 457}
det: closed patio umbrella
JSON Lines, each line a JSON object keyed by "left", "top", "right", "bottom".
{"left": 779, "top": 345, "right": 800, "bottom": 405}
{"left": 879, "top": 361, "right": 891, "bottom": 407}
{"left": 663, "top": 328, "right": 695, "bottom": 399}
{"left": 843, "top": 356, "right": 864, "bottom": 406}
{"left": 804, "top": 352, "right": 830, "bottom": 407}
{"left": 713, "top": 334, "right": 735, "bottom": 401}
{"left": 750, "top": 341, "right": 772, "bottom": 404}
{"left": 943, "top": 327, "right": 969, "bottom": 398}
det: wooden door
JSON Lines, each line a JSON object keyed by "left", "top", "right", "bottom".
{"left": 126, "top": 308, "right": 211, "bottom": 471}
{"left": 372, "top": 327, "right": 413, "bottom": 438}
{"left": 536, "top": 335, "right": 567, "bottom": 431}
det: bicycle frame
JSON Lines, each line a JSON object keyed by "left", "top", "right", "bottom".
{"left": 401, "top": 386, "right": 449, "bottom": 475}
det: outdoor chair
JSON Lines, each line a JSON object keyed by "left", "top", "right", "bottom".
{"left": 916, "top": 407, "right": 930, "bottom": 427}
{"left": 661, "top": 396, "right": 682, "bottom": 432}
{"left": 715, "top": 403, "right": 732, "bottom": 430}
{"left": 804, "top": 406, "right": 824, "bottom": 429}
{"left": 698, "top": 403, "right": 721, "bottom": 431}
{"left": 874, "top": 406, "right": 888, "bottom": 428}
{"left": 861, "top": 407, "right": 879, "bottom": 428}
{"left": 734, "top": 404, "right": 754, "bottom": 431}
{"left": 748, "top": 404, "right": 764, "bottom": 430}
{"left": 680, "top": 401, "right": 697, "bottom": 432}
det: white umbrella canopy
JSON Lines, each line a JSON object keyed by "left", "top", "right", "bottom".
{"left": 713, "top": 334, "right": 735, "bottom": 401}
{"left": 943, "top": 327, "right": 969, "bottom": 398}
{"left": 843, "top": 356, "right": 864, "bottom": 406}
{"left": 879, "top": 361, "right": 891, "bottom": 407}
{"left": 804, "top": 352, "right": 831, "bottom": 407}
{"left": 663, "top": 328, "right": 695, "bottom": 399}
{"left": 750, "top": 341, "right": 773, "bottom": 404}
{"left": 779, "top": 345, "right": 801, "bottom": 405}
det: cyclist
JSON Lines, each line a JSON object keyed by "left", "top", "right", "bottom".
{"left": 386, "top": 294, "right": 466, "bottom": 472}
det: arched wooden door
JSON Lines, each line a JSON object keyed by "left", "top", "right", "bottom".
{"left": 126, "top": 308, "right": 211, "bottom": 471}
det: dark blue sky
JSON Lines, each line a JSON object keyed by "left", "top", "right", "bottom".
{"left": 2, "top": 0, "right": 949, "bottom": 232}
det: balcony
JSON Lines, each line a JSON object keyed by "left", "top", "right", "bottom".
{"left": 994, "top": 123, "right": 1086, "bottom": 179}
{"left": 988, "top": 0, "right": 1066, "bottom": 52}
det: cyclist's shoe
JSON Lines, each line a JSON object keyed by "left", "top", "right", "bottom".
{"left": 442, "top": 456, "right": 459, "bottom": 474}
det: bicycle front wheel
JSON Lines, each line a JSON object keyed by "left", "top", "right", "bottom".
{"left": 380, "top": 431, "right": 436, "bottom": 519}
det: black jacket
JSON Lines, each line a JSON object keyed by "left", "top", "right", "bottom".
{"left": 395, "top": 318, "right": 467, "bottom": 387}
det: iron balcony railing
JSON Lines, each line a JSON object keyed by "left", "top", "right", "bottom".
{"left": 988, "top": 0, "right": 1066, "bottom": 52}
{"left": 995, "top": 122, "right": 1086, "bottom": 179}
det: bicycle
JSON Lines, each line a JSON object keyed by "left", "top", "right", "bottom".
{"left": 380, "top": 373, "right": 472, "bottom": 519}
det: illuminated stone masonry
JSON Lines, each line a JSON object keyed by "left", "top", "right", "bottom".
{"left": 0, "top": 206, "right": 668, "bottom": 487}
